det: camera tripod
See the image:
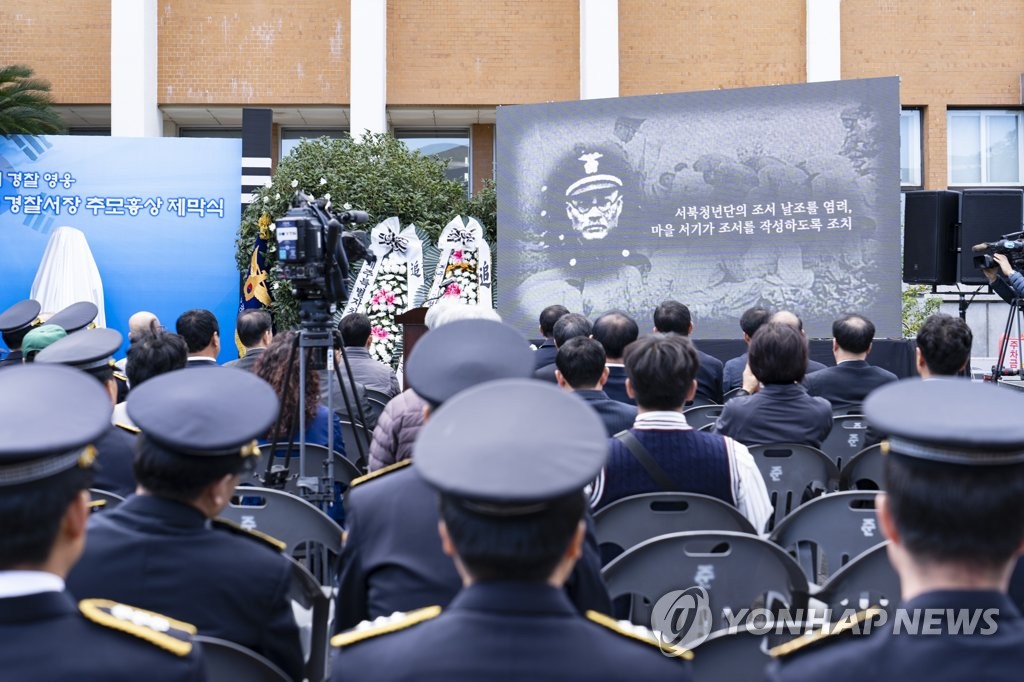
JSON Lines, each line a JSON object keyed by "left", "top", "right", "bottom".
{"left": 992, "top": 298, "right": 1024, "bottom": 383}
{"left": 260, "top": 299, "right": 373, "bottom": 514}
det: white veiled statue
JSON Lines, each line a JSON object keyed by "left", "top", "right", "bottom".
{"left": 30, "top": 226, "right": 106, "bottom": 327}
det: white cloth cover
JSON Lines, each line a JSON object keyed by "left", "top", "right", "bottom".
{"left": 30, "top": 226, "right": 106, "bottom": 327}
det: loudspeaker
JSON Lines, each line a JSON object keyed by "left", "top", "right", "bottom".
{"left": 959, "top": 188, "right": 1024, "bottom": 284}
{"left": 903, "top": 190, "right": 960, "bottom": 285}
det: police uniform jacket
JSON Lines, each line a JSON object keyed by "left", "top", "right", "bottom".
{"left": 804, "top": 360, "right": 898, "bottom": 413}
{"left": 0, "top": 589, "right": 205, "bottom": 681}
{"left": 336, "top": 465, "right": 612, "bottom": 630}
{"left": 92, "top": 423, "right": 138, "bottom": 498}
{"left": 331, "top": 581, "right": 693, "bottom": 681}
{"left": 714, "top": 382, "right": 833, "bottom": 448}
{"left": 768, "top": 590, "right": 1024, "bottom": 681}
{"left": 0, "top": 350, "right": 23, "bottom": 369}
{"left": 66, "top": 494, "right": 303, "bottom": 681}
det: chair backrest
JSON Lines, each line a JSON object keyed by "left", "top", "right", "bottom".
{"left": 722, "top": 387, "right": 747, "bottom": 403}
{"left": 602, "top": 531, "right": 809, "bottom": 637}
{"left": 748, "top": 443, "right": 840, "bottom": 533}
{"left": 595, "top": 492, "right": 756, "bottom": 560}
{"left": 768, "top": 491, "right": 881, "bottom": 584}
{"left": 284, "top": 556, "right": 331, "bottom": 682}
{"left": 819, "top": 415, "right": 870, "bottom": 470}
{"left": 248, "top": 443, "right": 363, "bottom": 493}
{"left": 363, "top": 387, "right": 392, "bottom": 412}
{"left": 338, "top": 420, "right": 372, "bottom": 471}
{"left": 682, "top": 404, "right": 726, "bottom": 430}
{"left": 816, "top": 542, "right": 900, "bottom": 619}
{"left": 223, "top": 486, "right": 344, "bottom": 584}
{"left": 839, "top": 444, "right": 885, "bottom": 491}
{"left": 690, "top": 624, "right": 771, "bottom": 680}
{"left": 88, "top": 488, "right": 125, "bottom": 513}
{"left": 193, "top": 635, "right": 291, "bottom": 682}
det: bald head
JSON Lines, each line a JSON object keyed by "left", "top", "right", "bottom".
{"left": 128, "top": 311, "right": 160, "bottom": 342}
{"left": 770, "top": 310, "right": 803, "bottom": 332}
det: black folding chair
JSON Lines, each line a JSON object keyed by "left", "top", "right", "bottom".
{"left": 682, "top": 404, "right": 726, "bottom": 431}
{"left": 722, "top": 387, "right": 748, "bottom": 403}
{"left": 690, "top": 624, "right": 771, "bottom": 680}
{"left": 839, "top": 444, "right": 885, "bottom": 491}
{"left": 748, "top": 443, "right": 840, "bottom": 533}
{"left": 594, "top": 492, "right": 756, "bottom": 562}
{"left": 363, "top": 387, "right": 392, "bottom": 413}
{"left": 248, "top": 443, "right": 363, "bottom": 493}
{"left": 285, "top": 557, "right": 331, "bottom": 682}
{"left": 193, "top": 636, "right": 291, "bottom": 682}
{"left": 768, "top": 491, "right": 880, "bottom": 584}
{"left": 338, "top": 420, "right": 372, "bottom": 471}
{"left": 223, "top": 486, "right": 344, "bottom": 586}
{"left": 602, "top": 531, "right": 809, "bottom": 638}
{"left": 819, "top": 415, "right": 870, "bottom": 470}
{"left": 88, "top": 488, "right": 125, "bottom": 513}
{"left": 816, "top": 541, "right": 899, "bottom": 619}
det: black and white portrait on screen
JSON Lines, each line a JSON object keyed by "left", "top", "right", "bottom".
{"left": 496, "top": 77, "right": 902, "bottom": 339}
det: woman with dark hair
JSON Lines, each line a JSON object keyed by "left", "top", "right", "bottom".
{"left": 254, "top": 331, "right": 345, "bottom": 456}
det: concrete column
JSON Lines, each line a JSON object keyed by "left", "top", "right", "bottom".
{"left": 580, "top": 0, "right": 619, "bottom": 100}
{"left": 806, "top": 0, "right": 841, "bottom": 82}
{"left": 351, "top": 0, "right": 388, "bottom": 139}
{"left": 111, "top": 0, "right": 160, "bottom": 136}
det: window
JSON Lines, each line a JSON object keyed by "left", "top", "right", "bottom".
{"left": 947, "top": 110, "right": 1024, "bottom": 186}
{"left": 179, "top": 128, "right": 242, "bottom": 139}
{"left": 280, "top": 128, "right": 349, "bottom": 159}
{"left": 395, "top": 130, "right": 470, "bottom": 191}
{"left": 900, "top": 109, "right": 922, "bottom": 187}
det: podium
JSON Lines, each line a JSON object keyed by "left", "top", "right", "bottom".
{"left": 396, "top": 306, "right": 429, "bottom": 369}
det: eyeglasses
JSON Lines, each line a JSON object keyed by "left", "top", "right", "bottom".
{"left": 567, "top": 190, "right": 621, "bottom": 213}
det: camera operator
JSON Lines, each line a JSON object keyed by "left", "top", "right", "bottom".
{"left": 981, "top": 252, "right": 1024, "bottom": 305}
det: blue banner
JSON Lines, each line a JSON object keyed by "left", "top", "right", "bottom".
{"left": 0, "top": 135, "right": 241, "bottom": 360}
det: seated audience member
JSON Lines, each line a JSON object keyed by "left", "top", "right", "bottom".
{"left": 20, "top": 324, "right": 67, "bottom": 362}
{"left": 589, "top": 334, "right": 771, "bottom": 532}
{"left": 0, "top": 364, "right": 204, "bottom": 680}
{"left": 175, "top": 309, "right": 220, "bottom": 367}
{"left": 36, "top": 328, "right": 138, "bottom": 498}
{"left": 771, "top": 310, "right": 828, "bottom": 374}
{"left": 331, "top": 380, "right": 692, "bottom": 681}
{"left": 321, "top": 334, "right": 378, "bottom": 430}
{"left": 714, "top": 322, "right": 833, "bottom": 448}
{"left": 805, "top": 313, "right": 897, "bottom": 412}
{"left": 0, "top": 298, "right": 42, "bottom": 368}
{"left": 915, "top": 313, "right": 973, "bottom": 378}
{"left": 653, "top": 299, "right": 723, "bottom": 404}
{"left": 338, "top": 313, "right": 401, "bottom": 398}
{"left": 337, "top": 320, "right": 610, "bottom": 630}
{"left": 66, "top": 367, "right": 304, "bottom": 680}
{"left": 117, "top": 329, "right": 189, "bottom": 427}
{"left": 112, "top": 311, "right": 161, "bottom": 401}
{"left": 768, "top": 380, "right": 1024, "bottom": 680}
{"left": 591, "top": 310, "right": 640, "bottom": 404}
{"left": 535, "top": 312, "right": 594, "bottom": 383}
{"left": 225, "top": 309, "right": 272, "bottom": 371}
{"left": 255, "top": 330, "right": 345, "bottom": 457}
{"left": 723, "top": 306, "right": 771, "bottom": 393}
{"left": 533, "top": 304, "right": 570, "bottom": 370}
{"left": 367, "top": 303, "right": 502, "bottom": 472}
{"left": 555, "top": 336, "right": 637, "bottom": 436}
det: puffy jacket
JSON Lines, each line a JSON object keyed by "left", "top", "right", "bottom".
{"left": 367, "top": 388, "right": 428, "bottom": 472}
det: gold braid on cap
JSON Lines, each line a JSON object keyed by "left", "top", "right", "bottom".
{"left": 78, "top": 444, "right": 98, "bottom": 468}
{"left": 240, "top": 440, "right": 261, "bottom": 458}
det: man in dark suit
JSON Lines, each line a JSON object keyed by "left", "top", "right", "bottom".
{"left": 534, "top": 312, "right": 592, "bottom": 383}
{"left": 225, "top": 308, "right": 272, "bottom": 371}
{"left": 533, "top": 304, "right": 569, "bottom": 370}
{"left": 772, "top": 310, "right": 828, "bottom": 374}
{"left": 915, "top": 313, "right": 973, "bottom": 378}
{"left": 67, "top": 367, "right": 304, "bottom": 680}
{"left": 337, "top": 320, "right": 611, "bottom": 631}
{"left": 653, "top": 299, "right": 723, "bottom": 404}
{"left": 714, "top": 322, "right": 833, "bottom": 448}
{"left": 555, "top": 336, "right": 636, "bottom": 436}
{"left": 0, "top": 299, "right": 41, "bottom": 369}
{"left": 175, "top": 308, "right": 220, "bottom": 367}
{"left": 592, "top": 310, "right": 639, "bottom": 404}
{"left": 805, "top": 313, "right": 897, "bottom": 413}
{"left": 0, "top": 364, "right": 204, "bottom": 680}
{"left": 330, "top": 379, "right": 693, "bottom": 681}
{"left": 723, "top": 306, "right": 771, "bottom": 393}
{"left": 769, "top": 380, "right": 1024, "bottom": 681}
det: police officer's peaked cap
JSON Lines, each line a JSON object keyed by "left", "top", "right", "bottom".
{"left": 405, "top": 319, "right": 535, "bottom": 407}
{"left": 561, "top": 145, "right": 632, "bottom": 198}
{"left": 127, "top": 367, "right": 279, "bottom": 458}
{"left": 36, "top": 327, "right": 122, "bottom": 373}
{"left": 414, "top": 379, "right": 608, "bottom": 514}
{"left": 47, "top": 301, "right": 99, "bottom": 334}
{"left": 864, "top": 378, "right": 1024, "bottom": 465}
{"left": 0, "top": 299, "right": 41, "bottom": 334}
{"left": 0, "top": 364, "right": 110, "bottom": 486}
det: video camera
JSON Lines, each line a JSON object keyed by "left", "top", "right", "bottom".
{"left": 275, "top": 190, "right": 370, "bottom": 304}
{"left": 972, "top": 238, "right": 1024, "bottom": 271}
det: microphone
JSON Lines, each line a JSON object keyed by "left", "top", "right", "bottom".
{"left": 423, "top": 278, "right": 458, "bottom": 304}
{"left": 337, "top": 210, "right": 370, "bottom": 224}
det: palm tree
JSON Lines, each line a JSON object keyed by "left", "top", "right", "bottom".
{"left": 0, "top": 64, "right": 64, "bottom": 136}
